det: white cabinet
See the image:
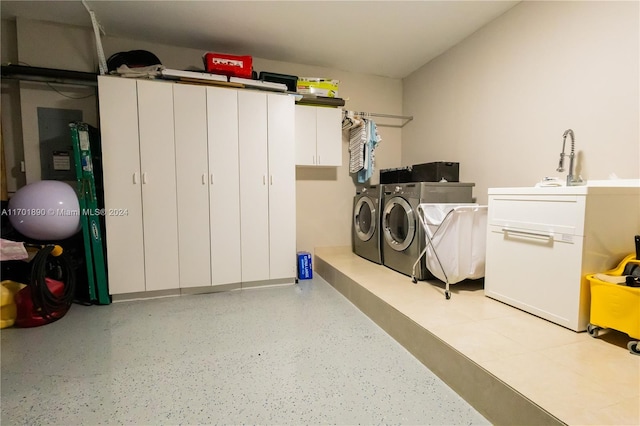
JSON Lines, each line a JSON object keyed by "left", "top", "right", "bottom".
{"left": 207, "top": 87, "right": 242, "bottom": 286}
{"left": 238, "top": 91, "right": 270, "bottom": 282}
{"left": 173, "top": 84, "right": 211, "bottom": 288}
{"left": 239, "top": 91, "right": 296, "bottom": 283}
{"left": 484, "top": 186, "right": 640, "bottom": 331}
{"left": 267, "top": 94, "right": 297, "bottom": 280}
{"left": 100, "top": 77, "right": 295, "bottom": 295}
{"left": 295, "top": 105, "right": 342, "bottom": 166}
{"left": 98, "top": 76, "right": 179, "bottom": 294}
{"left": 174, "top": 84, "right": 242, "bottom": 289}
{"left": 136, "top": 80, "right": 180, "bottom": 292}
{"left": 98, "top": 77, "right": 145, "bottom": 295}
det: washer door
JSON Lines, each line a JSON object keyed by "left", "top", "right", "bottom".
{"left": 382, "top": 196, "right": 415, "bottom": 252}
{"left": 354, "top": 197, "right": 376, "bottom": 242}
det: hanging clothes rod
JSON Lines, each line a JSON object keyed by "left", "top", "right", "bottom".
{"left": 343, "top": 109, "right": 413, "bottom": 128}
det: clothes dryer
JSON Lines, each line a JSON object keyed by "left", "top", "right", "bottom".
{"left": 381, "top": 182, "right": 474, "bottom": 279}
{"left": 352, "top": 185, "right": 382, "bottom": 264}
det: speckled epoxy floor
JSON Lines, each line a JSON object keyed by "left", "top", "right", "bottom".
{"left": 1, "top": 276, "right": 489, "bottom": 425}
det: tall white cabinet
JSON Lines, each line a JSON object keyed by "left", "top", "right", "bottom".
{"left": 98, "top": 77, "right": 179, "bottom": 294}
{"left": 98, "top": 77, "right": 145, "bottom": 294}
{"left": 173, "top": 84, "right": 211, "bottom": 288}
{"left": 267, "top": 94, "right": 297, "bottom": 280}
{"left": 98, "top": 76, "right": 295, "bottom": 295}
{"left": 173, "top": 84, "right": 242, "bottom": 289}
{"left": 238, "top": 91, "right": 296, "bottom": 283}
{"left": 207, "top": 87, "right": 243, "bottom": 286}
{"left": 136, "top": 80, "right": 180, "bottom": 292}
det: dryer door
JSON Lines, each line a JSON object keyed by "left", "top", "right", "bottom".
{"left": 382, "top": 196, "right": 415, "bottom": 251}
{"left": 354, "top": 197, "right": 376, "bottom": 242}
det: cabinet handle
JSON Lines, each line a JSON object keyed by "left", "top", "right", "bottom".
{"left": 270, "top": 175, "right": 273, "bottom": 185}
{"left": 142, "top": 173, "right": 147, "bottom": 184}
{"left": 202, "top": 174, "right": 206, "bottom": 185}
{"left": 318, "top": 155, "right": 321, "bottom": 165}
{"left": 133, "top": 172, "right": 138, "bottom": 184}
{"left": 210, "top": 174, "right": 214, "bottom": 185}
{"left": 501, "top": 227, "right": 553, "bottom": 239}
{"left": 263, "top": 175, "right": 266, "bottom": 185}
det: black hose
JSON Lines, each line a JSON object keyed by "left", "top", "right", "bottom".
{"left": 29, "top": 245, "right": 76, "bottom": 318}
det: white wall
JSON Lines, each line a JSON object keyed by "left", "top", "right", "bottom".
{"left": 1, "top": 17, "right": 402, "bottom": 253}
{"left": 402, "top": 1, "right": 639, "bottom": 204}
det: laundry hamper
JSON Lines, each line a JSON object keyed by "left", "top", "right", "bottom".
{"left": 411, "top": 203, "right": 488, "bottom": 299}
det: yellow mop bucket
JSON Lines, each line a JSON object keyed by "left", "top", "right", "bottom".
{"left": 1, "top": 280, "right": 27, "bottom": 329}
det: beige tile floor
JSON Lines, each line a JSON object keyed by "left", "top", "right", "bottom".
{"left": 315, "top": 246, "right": 640, "bottom": 426}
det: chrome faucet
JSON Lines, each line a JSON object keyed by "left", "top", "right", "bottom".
{"left": 556, "top": 129, "right": 584, "bottom": 186}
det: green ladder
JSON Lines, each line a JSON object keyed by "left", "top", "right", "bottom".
{"left": 69, "top": 122, "right": 110, "bottom": 305}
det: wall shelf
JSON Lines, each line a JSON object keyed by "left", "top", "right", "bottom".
{"left": 1, "top": 64, "right": 98, "bottom": 86}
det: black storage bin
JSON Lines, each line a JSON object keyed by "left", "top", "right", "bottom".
{"left": 411, "top": 162, "right": 459, "bottom": 182}
{"left": 380, "top": 167, "right": 413, "bottom": 184}
{"left": 258, "top": 71, "right": 298, "bottom": 92}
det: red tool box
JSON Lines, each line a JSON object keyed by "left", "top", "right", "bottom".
{"left": 203, "top": 52, "right": 252, "bottom": 78}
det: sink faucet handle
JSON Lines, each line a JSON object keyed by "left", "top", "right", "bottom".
{"left": 557, "top": 152, "right": 565, "bottom": 172}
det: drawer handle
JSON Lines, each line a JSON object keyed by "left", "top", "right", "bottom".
{"left": 502, "top": 227, "right": 553, "bottom": 239}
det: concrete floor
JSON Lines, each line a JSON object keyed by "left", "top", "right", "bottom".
{"left": 1, "top": 277, "right": 489, "bottom": 425}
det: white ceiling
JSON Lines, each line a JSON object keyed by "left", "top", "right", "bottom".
{"left": 1, "top": 1, "right": 519, "bottom": 79}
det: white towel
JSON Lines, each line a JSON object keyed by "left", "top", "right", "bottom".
{"left": 113, "top": 64, "right": 165, "bottom": 79}
{"left": 349, "top": 123, "right": 366, "bottom": 173}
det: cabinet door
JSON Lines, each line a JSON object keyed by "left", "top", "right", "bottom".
{"left": 137, "top": 80, "right": 180, "bottom": 291}
{"left": 268, "top": 94, "right": 296, "bottom": 280}
{"left": 485, "top": 226, "right": 584, "bottom": 331}
{"left": 174, "top": 84, "right": 211, "bottom": 288}
{"left": 315, "top": 106, "right": 342, "bottom": 166}
{"left": 207, "top": 87, "right": 242, "bottom": 286}
{"left": 97, "top": 76, "right": 145, "bottom": 295}
{"left": 294, "top": 105, "right": 316, "bottom": 166}
{"left": 238, "top": 91, "right": 270, "bottom": 283}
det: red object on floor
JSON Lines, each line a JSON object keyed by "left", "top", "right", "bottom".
{"left": 14, "top": 278, "right": 69, "bottom": 328}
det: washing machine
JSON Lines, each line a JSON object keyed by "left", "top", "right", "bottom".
{"left": 381, "top": 182, "right": 474, "bottom": 279}
{"left": 352, "top": 185, "right": 382, "bottom": 264}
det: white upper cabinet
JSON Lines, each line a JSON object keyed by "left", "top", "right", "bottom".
{"left": 295, "top": 105, "right": 342, "bottom": 166}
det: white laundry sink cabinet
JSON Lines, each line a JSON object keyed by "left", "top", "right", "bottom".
{"left": 484, "top": 185, "right": 640, "bottom": 331}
